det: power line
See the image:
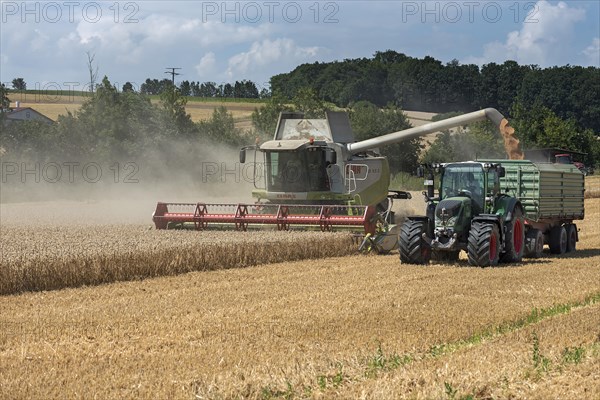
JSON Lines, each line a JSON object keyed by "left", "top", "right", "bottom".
{"left": 165, "top": 67, "right": 182, "bottom": 86}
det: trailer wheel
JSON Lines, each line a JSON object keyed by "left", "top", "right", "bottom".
{"left": 525, "top": 229, "right": 544, "bottom": 258}
{"left": 566, "top": 224, "right": 577, "bottom": 252}
{"left": 549, "top": 225, "right": 567, "bottom": 254}
{"left": 468, "top": 222, "right": 500, "bottom": 267}
{"left": 500, "top": 207, "right": 525, "bottom": 263}
{"left": 399, "top": 220, "right": 430, "bottom": 264}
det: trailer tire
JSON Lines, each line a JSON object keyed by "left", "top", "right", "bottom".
{"left": 399, "top": 220, "right": 430, "bottom": 265}
{"left": 525, "top": 228, "right": 544, "bottom": 258}
{"left": 566, "top": 224, "right": 577, "bottom": 252}
{"left": 468, "top": 222, "right": 500, "bottom": 267}
{"left": 549, "top": 225, "right": 567, "bottom": 254}
{"left": 500, "top": 207, "right": 525, "bottom": 263}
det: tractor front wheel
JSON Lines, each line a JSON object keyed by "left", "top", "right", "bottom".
{"left": 500, "top": 207, "right": 525, "bottom": 263}
{"left": 468, "top": 222, "right": 500, "bottom": 267}
{"left": 399, "top": 220, "right": 431, "bottom": 265}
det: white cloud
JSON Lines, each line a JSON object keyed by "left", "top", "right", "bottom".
{"left": 71, "top": 14, "right": 270, "bottom": 49}
{"left": 195, "top": 52, "right": 217, "bottom": 78}
{"left": 465, "top": 1, "right": 586, "bottom": 66}
{"left": 226, "top": 38, "right": 320, "bottom": 79}
{"left": 582, "top": 38, "right": 600, "bottom": 66}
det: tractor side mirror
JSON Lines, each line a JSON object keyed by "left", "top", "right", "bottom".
{"left": 416, "top": 166, "right": 424, "bottom": 178}
{"left": 497, "top": 166, "right": 506, "bottom": 178}
{"left": 326, "top": 150, "right": 337, "bottom": 165}
{"left": 239, "top": 149, "right": 246, "bottom": 164}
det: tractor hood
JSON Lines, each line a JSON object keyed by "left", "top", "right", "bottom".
{"left": 435, "top": 198, "right": 465, "bottom": 220}
{"left": 435, "top": 197, "right": 472, "bottom": 233}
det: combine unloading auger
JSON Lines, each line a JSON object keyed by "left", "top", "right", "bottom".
{"left": 153, "top": 108, "right": 521, "bottom": 251}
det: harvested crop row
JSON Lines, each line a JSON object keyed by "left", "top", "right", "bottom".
{"left": 0, "top": 226, "right": 356, "bottom": 295}
{"left": 1, "top": 251, "right": 599, "bottom": 399}
{"left": 331, "top": 302, "right": 600, "bottom": 399}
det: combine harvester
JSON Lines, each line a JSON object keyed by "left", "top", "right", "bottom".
{"left": 153, "top": 108, "right": 527, "bottom": 253}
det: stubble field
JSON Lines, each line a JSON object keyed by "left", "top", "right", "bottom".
{"left": 0, "top": 178, "right": 599, "bottom": 399}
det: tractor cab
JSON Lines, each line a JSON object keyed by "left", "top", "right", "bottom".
{"left": 421, "top": 162, "right": 505, "bottom": 250}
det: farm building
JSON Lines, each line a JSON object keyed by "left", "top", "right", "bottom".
{"left": 3, "top": 105, "right": 54, "bottom": 125}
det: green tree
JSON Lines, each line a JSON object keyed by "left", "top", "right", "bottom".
{"left": 159, "top": 84, "right": 195, "bottom": 136}
{"left": 71, "top": 76, "right": 161, "bottom": 158}
{"left": 0, "top": 83, "right": 10, "bottom": 112}
{"left": 11, "top": 78, "right": 26, "bottom": 91}
{"left": 122, "top": 82, "right": 135, "bottom": 92}
{"left": 511, "top": 100, "right": 600, "bottom": 166}
{"left": 251, "top": 91, "right": 293, "bottom": 138}
{"left": 421, "top": 112, "right": 504, "bottom": 164}
{"left": 197, "top": 106, "right": 248, "bottom": 147}
{"left": 349, "top": 101, "right": 419, "bottom": 173}
{"left": 292, "top": 87, "right": 327, "bottom": 118}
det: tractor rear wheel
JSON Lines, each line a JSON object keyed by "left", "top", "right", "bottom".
{"left": 565, "top": 224, "right": 577, "bottom": 252}
{"left": 500, "top": 207, "right": 525, "bottom": 263}
{"left": 549, "top": 225, "right": 567, "bottom": 254}
{"left": 468, "top": 222, "right": 500, "bottom": 267}
{"left": 525, "top": 228, "right": 544, "bottom": 258}
{"left": 399, "top": 220, "right": 430, "bottom": 264}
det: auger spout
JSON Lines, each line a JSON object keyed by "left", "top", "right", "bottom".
{"left": 346, "top": 108, "right": 520, "bottom": 157}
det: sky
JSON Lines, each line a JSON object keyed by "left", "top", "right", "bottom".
{"left": 1, "top": 0, "right": 599, "bottom": 93}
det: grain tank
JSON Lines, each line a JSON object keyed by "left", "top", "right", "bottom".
{"left": 491, "top": 159, "right": 585, "bottom": 257}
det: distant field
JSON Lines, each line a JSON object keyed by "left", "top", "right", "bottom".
{"left": 7, "top": 94, "right": 435, "bottom": 135}
{"left": 7, "top": 94, "right": 265, "bottom": 128}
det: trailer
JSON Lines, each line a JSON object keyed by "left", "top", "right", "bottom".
{"left": 491, "top": 159, "right": 585, "bottom": 257}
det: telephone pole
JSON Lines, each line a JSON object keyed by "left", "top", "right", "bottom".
{"left": 165, "top": 67, "right": 182, "bottom": 86}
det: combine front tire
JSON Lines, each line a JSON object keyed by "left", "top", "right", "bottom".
{"left": 500, "top": 207, "right": 525, "bottom": 263}
{"left": 549, "top": 225, "right": 567, "bottom": 254}
{"left": 399, "top": 220, "right": 430, "bottom": 264}
{"left": 468, "top": 222, "right": 500, "bottom": 267}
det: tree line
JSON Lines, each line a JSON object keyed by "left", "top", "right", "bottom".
{"left": 139, "top": 78, "right": 269, "bottom": 99}
{"left": 2, "top": 49, "right": 599, "bottom": 183}
{"left": 270, "top": 50, "right": 600, "bottom": 134}
{"left": 8, "top": 77, "right": 270, "bottom": 99}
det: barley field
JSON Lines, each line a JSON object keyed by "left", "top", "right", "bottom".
{"left": 0, "top": 177, "right": 598, "bottom": 397}
{"left": 0, "top": 193, "right": 598, "bottom": 398}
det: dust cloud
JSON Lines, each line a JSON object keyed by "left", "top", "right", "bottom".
{"left": 0, "top": 140, "right": 257, "bottom": 226}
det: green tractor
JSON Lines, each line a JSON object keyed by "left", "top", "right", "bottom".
{"left": 399, "top": 162, "right": 525, "bottom": 266}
